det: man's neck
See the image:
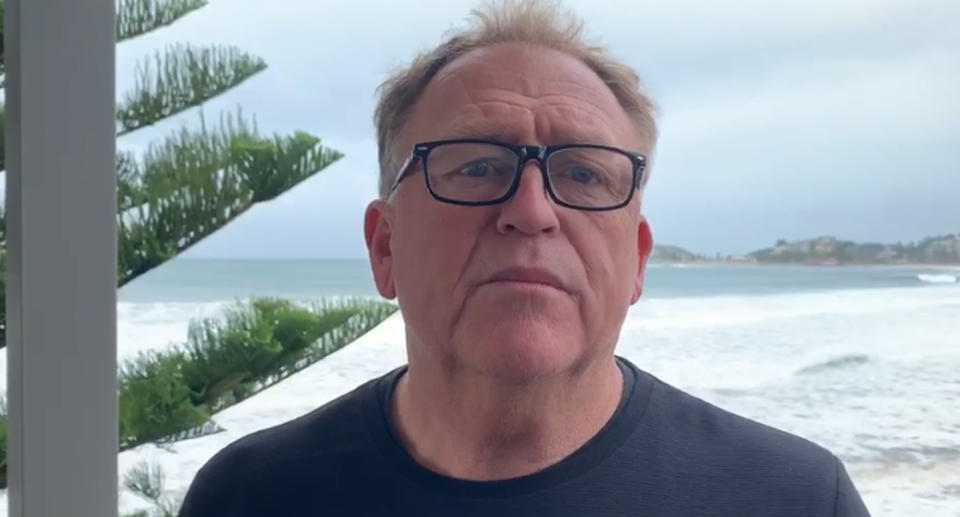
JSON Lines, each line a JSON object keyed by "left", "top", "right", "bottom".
{"left": 390, "top": 354, "right": 624, "bottom": 481}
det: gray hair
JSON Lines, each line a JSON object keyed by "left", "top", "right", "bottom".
{"left": 373, "top": 0, "right": 658, "bottom": 198}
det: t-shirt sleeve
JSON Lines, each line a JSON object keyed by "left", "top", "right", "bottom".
{"left": 176, "top": 443, "right": 258, "bottom": 517}
{"left": 176, "top": 456, "right": 229, "bottom": 517}
{"left": 833, "top": 456, "right": 871, "bottom": 517}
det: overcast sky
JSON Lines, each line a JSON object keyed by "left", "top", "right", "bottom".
{"left": 116, "top": 0, "right": 960, "bottom": 258}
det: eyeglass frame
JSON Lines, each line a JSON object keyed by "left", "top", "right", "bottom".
{"left": 388, "top": 138, "right": 647, "bottom": 212}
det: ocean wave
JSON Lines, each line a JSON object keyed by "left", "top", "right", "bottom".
{"left": 918, "top": 273, "right": 957, "bottom": 284}
{"left": 796, "top": 354, "right": 870, "bottom": 375}
{"left": 627, "top": 285, "right": 959, "bottom": 330}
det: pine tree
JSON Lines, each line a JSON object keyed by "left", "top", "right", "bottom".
{"left": 0, "top": 0, "right": 344, "bottom": 348}
{"left": 0, "top": 0, "right": 348, "bottom": 488}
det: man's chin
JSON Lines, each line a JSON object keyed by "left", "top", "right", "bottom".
{"left": 451, "top": 320, "right": 584, "bottom": 383}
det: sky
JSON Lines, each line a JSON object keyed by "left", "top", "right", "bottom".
{"left": 115, "top": 0, "right": 960, "bottom": 258}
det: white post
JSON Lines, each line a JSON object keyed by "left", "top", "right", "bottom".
{"left": 5, "top": 0, "right": 118, "bottom": 515}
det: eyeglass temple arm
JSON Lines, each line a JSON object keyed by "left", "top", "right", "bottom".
{"left": 389, "top": 153, "right": 420, "bottom": 193}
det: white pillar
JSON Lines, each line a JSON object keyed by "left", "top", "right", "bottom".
{"left": 5, "top": 0, "right": 118, "bottom": 515}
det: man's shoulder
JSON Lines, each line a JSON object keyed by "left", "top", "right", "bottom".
{"left": 646, "top": 372, "right": 836, "bottom": 465}
{"left": 220, "top": 372, "right": 380, "bottom": 459}
{"left": 177, "top": 370, "right": 393, "bottom": 516}
{"left": 638, "top": 371, "right": 854, "bottom": 512}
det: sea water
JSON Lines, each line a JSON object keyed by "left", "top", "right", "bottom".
{"left": 115, "top": 259, "right": 960, "bottom": 515}
{"left": 1, "top": 260, "right": 958, "bottom": 515}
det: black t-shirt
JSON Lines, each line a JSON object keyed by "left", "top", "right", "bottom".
{"left": 178, "top": 356, "right": 870, "bottom": 516}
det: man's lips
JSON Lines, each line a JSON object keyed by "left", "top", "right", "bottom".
{"left": 484, "top": 267, "right": 568, "bottom": 292}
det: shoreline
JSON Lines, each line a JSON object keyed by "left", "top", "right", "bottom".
{"left": 649, "top": 261, "right": 960, "bottom": 269}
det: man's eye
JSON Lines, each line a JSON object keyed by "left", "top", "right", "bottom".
{"left": 569, "top": 166, "right": 599, "bottom": 184}
{"left": 459, "top": 161, "right": 496, "bottom": 177}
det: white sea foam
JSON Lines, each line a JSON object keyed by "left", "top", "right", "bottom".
{"left": 117, "top": 300, "right": 233, "bottom": 359}
{"left": 624, "top": 284, "right": 958, "bottom": 330}
{"left": 918, "top": 273, "right": 957, "bottom": 284}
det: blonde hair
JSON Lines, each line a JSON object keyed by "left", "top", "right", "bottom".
{"left": 373, "top": 0, "right": 658, "bottom": 198}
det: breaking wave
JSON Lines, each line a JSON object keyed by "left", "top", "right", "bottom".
{"left": 797, "top": 354, "right": 870, "bottom": 375}
{"left": 918, "top": 274, "right": 957, "bottom": 284}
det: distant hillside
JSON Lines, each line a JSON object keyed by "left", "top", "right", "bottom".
{"left": 748, "top": 234, "right": 960, "bottom": 265}
{"left": 650, "top": 245, "right": 704, "bottom": 263}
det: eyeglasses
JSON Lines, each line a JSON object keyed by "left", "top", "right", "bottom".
{"left": 389, "top": 139, "right": 646, "bottom": 211}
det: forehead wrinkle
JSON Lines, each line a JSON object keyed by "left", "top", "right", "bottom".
{"left": 456, "top": 60, "right": 622, "bottom": 123}
{"left": 446, "top": 68, "right": 615, "bottom": 118}
{"left": 537, "top": 76, "right": 618, "bottom": 105}
{"left": 540, "top": 90, "right": 619, "bottom": 124}
{"left": 441, "top": 100, "right": 620, "bottom": 147}
{"left": 411, "top": 49, "right": 635, "bottom": 147}
{"left": 443, "top": 99, "right": 537, "bottom": 142}
{"left": 466, "top": 85, "right": 629, "bottom": 147}
{"left": 537, "top": 101, "right": 621, "bottom": 146}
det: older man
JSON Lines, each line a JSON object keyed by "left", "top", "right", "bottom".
{"left": 179, "top": 1, "right": 870, "bottom": 516}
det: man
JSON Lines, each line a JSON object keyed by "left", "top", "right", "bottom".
{"left": 179, "top": 1, "right": 870, "bottom": 515}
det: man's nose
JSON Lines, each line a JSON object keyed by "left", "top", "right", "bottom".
{"left": 495, "top": 161, "right": 560, "bottom": 236}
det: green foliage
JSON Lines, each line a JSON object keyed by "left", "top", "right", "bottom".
{"left": 124, "top": 461, "right": 181, "bottom": 517}
{"left": 119, "top": 350, "right": 211, "bottom": 449}
{"left": 117, "top": 44, "right": 267, "bottom": 134}
{"left": 114, "top": 297, "right": 396, "bottom": 451}
{"left": 181, "top": 305, "right": 283, "bottom": 408}
{"left": 302, "top": 299, "right": 398, "bottom": 361}
{"left": 752, "top": 234, "right": 960, "bottom": 265}
{"left": 0, "top": 0, "right": 355, "bottom": 496}
{"left": 262, "top": 299, "right": 333, "bottom": 353}
{"left": 179, "top": 298, "right": 388, "bottom": 413}
{"left": 125, "top": 461, "right": 166, "bottom": 502}
{"left": 916, "top": 233, "right": 960, "bottom": 263}
{"left": 0, "top": 10, "right": 342, "bottom": 343}
{"left": 116, "top": 110, "right": 343, "bottom": 286}
{"left": 836, "top": 242, "right": 886, "bottom": 263}
{"left": 0, "top": 0, "right": 5, "bottom": 85}
{"left": 233, "top": 131, "right": 344, "bottom": 203}
{"left": 117, "top": 111, "right": 257, "bottom": 212}
{"left": 0, "top": 0, "right": 4, "bottom": 154}
{"left": 117, "top": 0, "right": 208, "bottom": 42}
{"left": 649, "top": 244, "right": 703, "bottom": 263}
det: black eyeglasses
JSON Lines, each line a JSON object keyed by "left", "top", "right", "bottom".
{"left": 389, "top": 139, "right": 646, "bottom": 211}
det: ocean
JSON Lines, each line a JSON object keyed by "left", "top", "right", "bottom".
{"left": 113, "top": 259, "right": 960, "bottom": 515}
{"left": 5, "top": 259, "right": 959, "bottom": 515}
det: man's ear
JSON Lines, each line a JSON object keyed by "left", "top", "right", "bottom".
{"left": 631, "top": 216, "right": 654, "bottom": 304}
{"left": 364, "top": 200, "right": 397, "bottom": 299}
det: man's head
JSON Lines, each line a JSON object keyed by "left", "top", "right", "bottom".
{"left": 364, "top": 0, "right": 657, "bottom": 382}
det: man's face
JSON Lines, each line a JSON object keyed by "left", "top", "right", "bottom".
{"left": 365, "top": 42, "right": 653, "bottom": 381}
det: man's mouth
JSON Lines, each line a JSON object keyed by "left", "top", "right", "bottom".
{"left": 485, "top": 267, "right": 567, "bottom": 292}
